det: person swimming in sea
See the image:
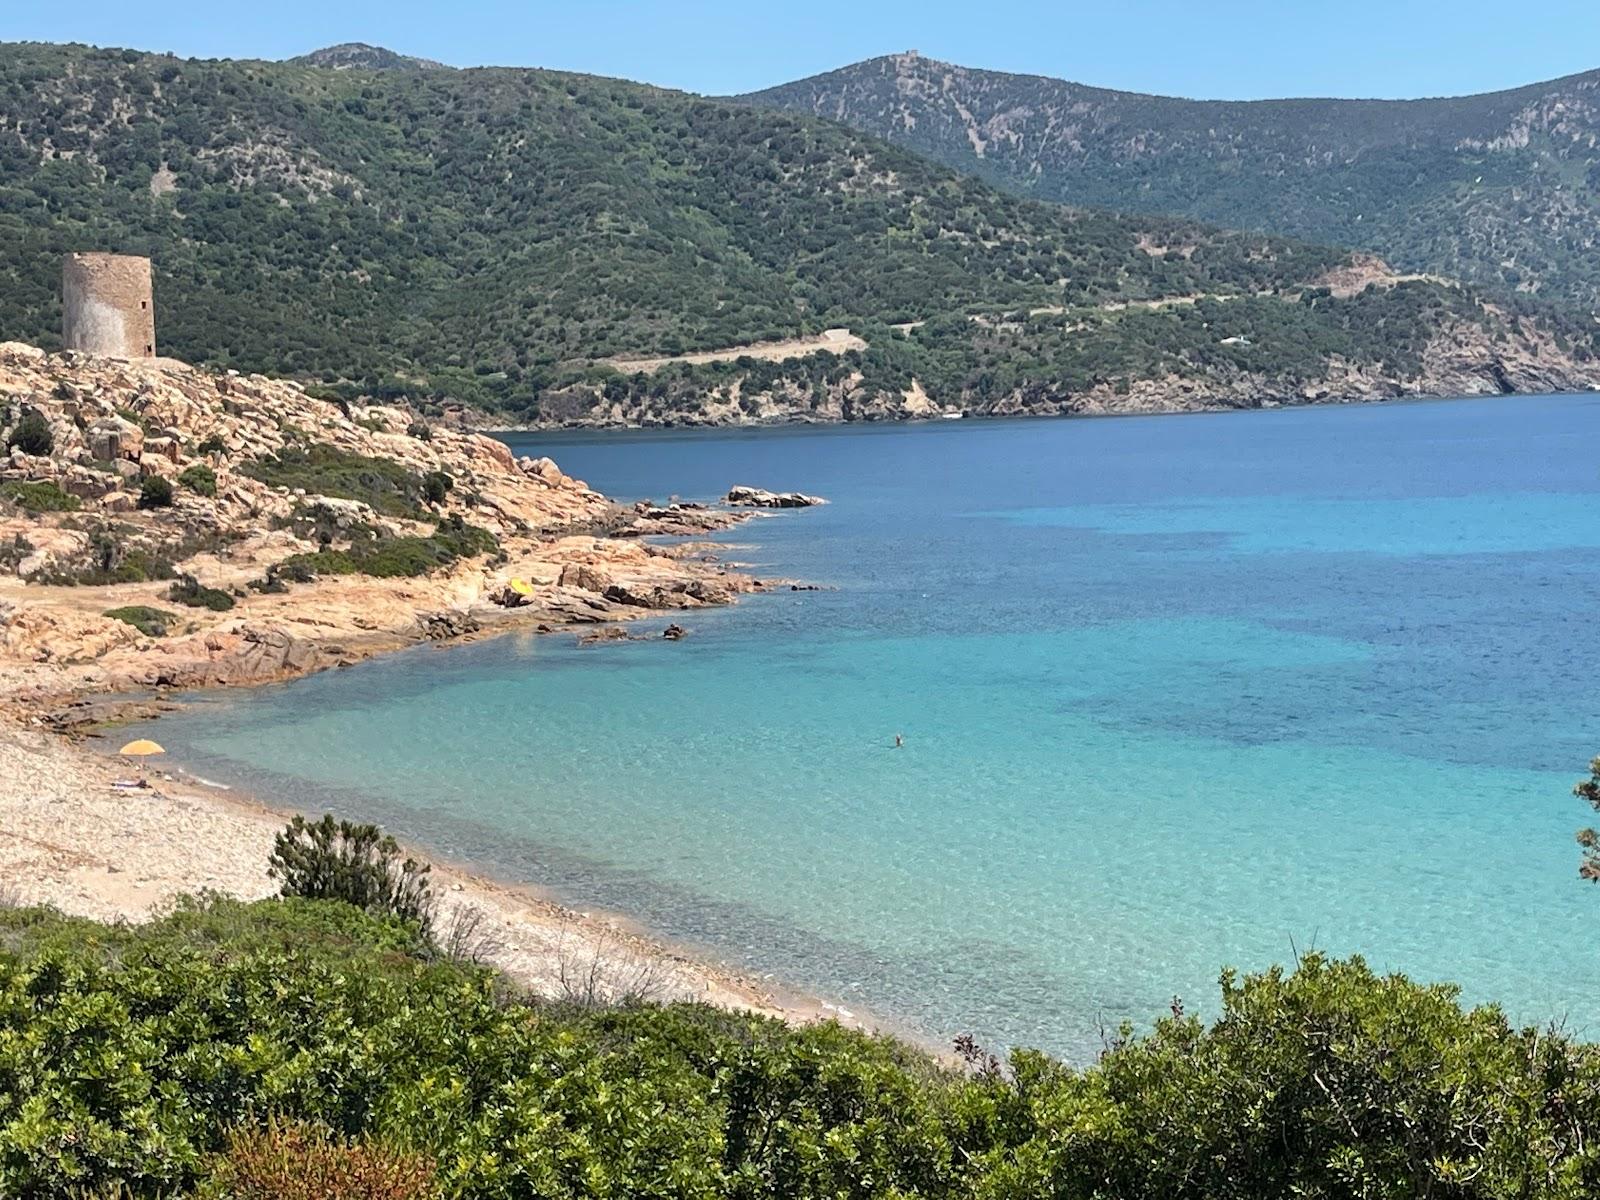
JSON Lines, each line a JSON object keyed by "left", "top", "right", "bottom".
{"left": 894, "top": 733, "right": 904, "bottom": 749}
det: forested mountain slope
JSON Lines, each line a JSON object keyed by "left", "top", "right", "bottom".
{"left": 1, "top": 42, "right": 1596, "bottom": 427}
{"left": 740, "top": 53, "right": 1600, "bottom": 313}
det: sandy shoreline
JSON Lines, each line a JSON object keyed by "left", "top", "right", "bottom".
{"left": 2, "top": 710, "right": 875, "bottom": 1031}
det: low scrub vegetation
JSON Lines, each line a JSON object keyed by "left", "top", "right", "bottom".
{"left": 269, "top": 814, "right": 436, "bottom": 934}
{"left": 167, "top": 572, "right": 235, "bottom": 611}
{"left": 5, "top": 409, "right": 53, "bottom": 456}
{"left": 137, "top": 475, "right": 174, "bottom": 509}
{"left": 102, "top": 605, "right": 177, "bottom": 637}
{"left": 242, "top": 444, "right": 431, "bottom": 517}
{"left": 177, "top": 462, "right": 217, "bottom": 497}
{"left": 0, "top": 479, "right": 79, "bottom": 513}
{"left": 2, "top": 885, "right": 1598, "bottom": 1197}
{"left": 280, "top": 516, "right": 499, "bottom": 580}
{"left": 213, "top": 1117, "right": 440, "bottom": 1200}
{"left": 31, "top": 524, "right": 180, "bottom": 586}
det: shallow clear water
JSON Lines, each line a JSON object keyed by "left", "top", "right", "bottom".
{"left": 135, "top": 396, "right": 1600, "bottom": 1059}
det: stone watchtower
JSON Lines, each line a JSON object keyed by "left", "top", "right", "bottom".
{"left": 61, "top": 252, "right": 155, "bottom": 358}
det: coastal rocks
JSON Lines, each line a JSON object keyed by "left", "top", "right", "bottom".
{"left": 625, "top": 501, "right": 749, "bottom": 537}
{"left": 576, "top": 622, "right": 688, "bottom": 645}
{"left": 601, "top": 582, "right": 683, "bottom": 609}
{"left": 725, "top": 485, "right": 827, "bottom": 508}
{"left": 0, "top": 604, "right": 137, "bottom": 663}
{"left": 487, "top": 582, "right": 532, "bottom": 608}
{"left": 417, "top": 610, "right": 481, "bottom": 641}
{"left": 558, "top": 563, "right": 611, "bottom": 593}
{"left": 601, "top": 577, "right": 735, "bottom": 609}
{"left": 121, "top": 625, "right": 332, "bottom": 689}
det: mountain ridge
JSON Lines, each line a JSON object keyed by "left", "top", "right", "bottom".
{"left": 285, "top": 42, "right": 450, "bottom": 71}
{"left": 736, "top": 52, "right": 1600, "bottom": 310}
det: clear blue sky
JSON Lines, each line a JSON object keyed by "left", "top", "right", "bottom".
{"left": 13, "top": 0, "right": 1600, "bottom": 99}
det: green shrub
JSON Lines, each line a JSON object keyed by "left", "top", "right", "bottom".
{"left": 406, "top": 421, "right": 432, "bottom": 441}
{"left": 421, "top": 469, "right": 452, "bottom": 506}
{"left": 281, "top": 519, "right": 498, "bottom": 580}
{"left": 177, "top": 462, "right": 217, "bottom": 497}
{"left": 138, "top": 475, "right": 174, "bottom": 509}
{"left": 6, "top": 409, "right": 52, "bottom": 456}
{"left": 103, "top": 605, "right": 177, "bottom": 637}
{"left": 268, "top": 815, "right": 435, "bottom": 933}
{"left": 167, "top": 573, "right": 235, "bottom": 611}
{"left": 242, "top": 444, "right": 428, "bottom": 517}
{"left": 196, "top": 433, "right": 229, "bottom": 457}
{"left": 0, "top": 480, "right": 79, "bottom": 513}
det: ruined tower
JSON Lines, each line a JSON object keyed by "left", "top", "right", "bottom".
{"left": 61, "top": 252, "right": 155, "bottom": 358}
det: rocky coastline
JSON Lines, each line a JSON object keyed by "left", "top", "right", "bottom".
{"left": 0, "top": 342, "right": 814, "bottom": 720}
{"left": 463, "top": 306, "right": 1600, "bottom": 432}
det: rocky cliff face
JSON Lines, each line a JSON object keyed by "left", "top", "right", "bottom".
{"left": 0, "top": 345, "right": 772, "bottom": 712}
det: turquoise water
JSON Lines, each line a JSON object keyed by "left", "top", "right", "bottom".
{"left": 135, "top": 396, "right": 1600, "bottom": 1059}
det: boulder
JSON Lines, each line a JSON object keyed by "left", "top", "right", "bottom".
{"left": 142, "top": 436, "right": 181, "bottom": 464}
{"left": 417, "top": 610, "right": 480, "bottom": 641}
{"left": 558, "top": 563, "right": 610, "bottom": 593}
{"left": 725, "top": 485, "right": 827, "bottom": 508}
{"left": 468, "top": 433, "right": 516, "bottom": 470}
{"left": 61, "top": 470, "right": 112, "bottom": 501}
{"left": 0, "top": 605, "right": 138, "bottom": 664}
{"left": 522, "top": 456, "right": 566, "bottom": 485}
{"left": 603, "top": 582, "right": 688, "bottom": 609}
{"left": 86, "top": 416, "right": 143, "bottom": 462}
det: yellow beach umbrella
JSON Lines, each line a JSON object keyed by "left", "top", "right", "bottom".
{"left": 508, "top": 577, "right": 533, "bottom": 596}
{"left": 119, "top": 738, "right": 165, "bottom": 784}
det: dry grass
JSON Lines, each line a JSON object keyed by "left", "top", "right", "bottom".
{"left": 554, "top": 916, "right": 667, "bottom": 1010}
{"left": 212, "top": 1117, "right": 439, "bottom": 1200}
{"left": 435, "top": 901, "right": 506, "bottom": 966}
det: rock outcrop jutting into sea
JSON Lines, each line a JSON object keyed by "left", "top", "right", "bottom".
{"left": 0, "top": 343, "right": 778, "bottom": 719}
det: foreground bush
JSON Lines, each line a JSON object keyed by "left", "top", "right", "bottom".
{"left": 1, "top": 896, "right": 1597, "bottom": 1198}
{"left": 269, "top": 814, "right": 435, "bottom": 933}
{"left": 6, "top": 409, "right": 53, "bottom": 456}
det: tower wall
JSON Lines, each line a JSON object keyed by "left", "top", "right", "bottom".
{"left": 62, "top": 253, "right": 155, "bottom": 358}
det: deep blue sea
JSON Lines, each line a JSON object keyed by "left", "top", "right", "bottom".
{"left": 135, "top": 396, "right": 1600, "bottom": 1059}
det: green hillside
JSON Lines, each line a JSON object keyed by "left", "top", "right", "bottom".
{"left": 739, "top": 53, "right": 1600, "bottom": 312}
{"left": 0, "top": 42, "right": 1595, "bottom": 424}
